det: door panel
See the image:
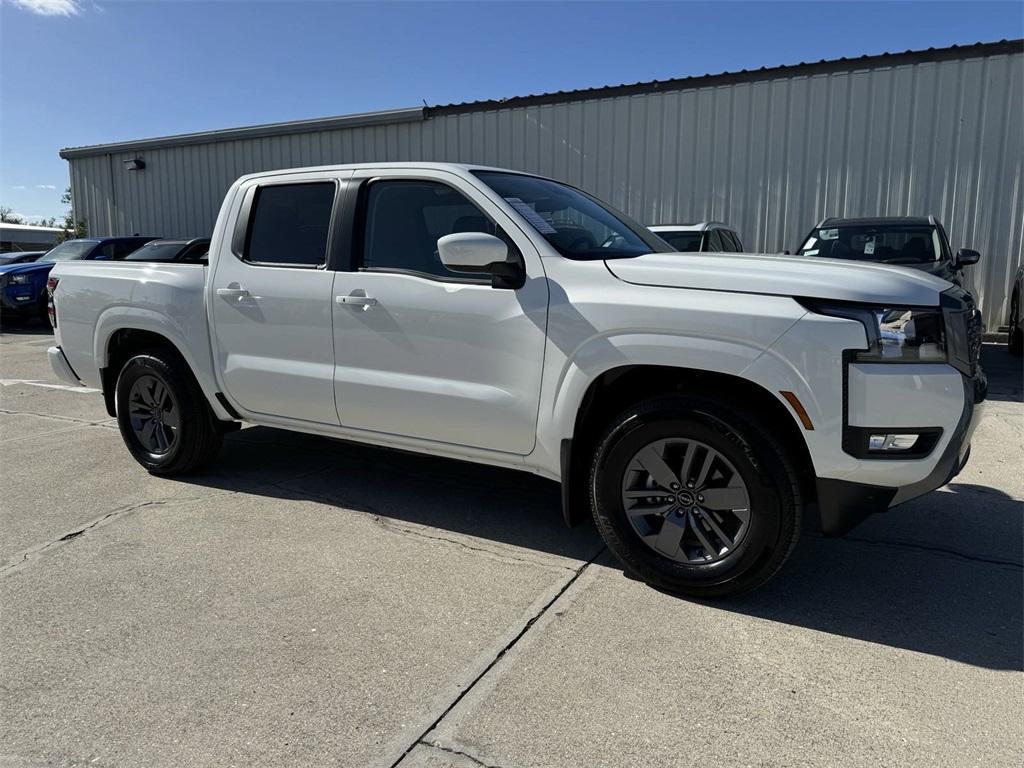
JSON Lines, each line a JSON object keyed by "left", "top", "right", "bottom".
{"left": 210, "top": 174, "right": 346, "bottom": 425}
{"left": 331, "top": 171, "right": 548, "bottom": 454}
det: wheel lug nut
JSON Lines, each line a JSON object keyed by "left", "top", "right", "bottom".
{"left": 687, "top": 482, "right": 694, "bottom": 488}
{"left": 670, "top": 483, "right": 680, "bottom": 490}
{"left": 698, "top": 495, "right": 704, "bottom": 502}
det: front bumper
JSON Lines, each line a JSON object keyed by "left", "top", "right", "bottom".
{"left": 816, "top": 372, "right": 985, "bottom": 536}
{"left": 0, "top": 284, "right": 43, "bottom": 316}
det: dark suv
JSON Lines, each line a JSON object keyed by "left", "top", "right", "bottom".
{"left": 795, "top": 216, "right": 979, "bottom": 286}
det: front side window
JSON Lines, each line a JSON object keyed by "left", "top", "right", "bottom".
{"left": 798, "top": 225, "right": 941, "bottom": 264}
{"left": 361, "top": 180, "right": 496, "bottom": 279}
{"left": 246, "top": 182, "right": 334, "bottom": 266}
{"left": 474, "top": 171, "right": 667, "bottom": 260}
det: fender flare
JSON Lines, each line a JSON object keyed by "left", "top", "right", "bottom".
{"left": 93, "top": 306, "right": 233, "bottom": 421}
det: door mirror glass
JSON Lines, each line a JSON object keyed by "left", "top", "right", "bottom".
{"left": 955, "top": 248, "right": 980, "bottom": 268}
{"left": 437, "top": 232, "right": 508, "bottom": 272}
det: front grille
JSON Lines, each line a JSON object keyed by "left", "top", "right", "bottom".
{"left": 967, "top": 307, "right": 983, "bottom": 372}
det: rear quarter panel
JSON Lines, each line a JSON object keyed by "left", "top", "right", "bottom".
{"left": 51, "top": 262, "right": 222, "bottom": 413}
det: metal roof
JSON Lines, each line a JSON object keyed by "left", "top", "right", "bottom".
{"left": 59, "top": 107, "right": 425, "bottom": 159}
{"left": 59, "top": 39, "right": 1022, "bottom": 159}
{"left": 429, "top": 39, "right": 1023, "bottom": 114}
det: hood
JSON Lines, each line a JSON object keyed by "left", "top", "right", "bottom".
{"left": 0, "top": 260, "right": 52, "bottom": 276}
{"left": 605, "top": 251, "right": 953, "bottom": 306}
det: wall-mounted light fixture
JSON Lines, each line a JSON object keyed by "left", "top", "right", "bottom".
{"left": 123, "top": 158, "right": 145, "bottom": 171}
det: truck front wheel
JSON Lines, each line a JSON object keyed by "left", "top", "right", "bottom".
{"left": 115, "top": 350, "right": 223, "bottom": 475}
{"left": 589, "top": 396, "right": 802, "bottom": 598}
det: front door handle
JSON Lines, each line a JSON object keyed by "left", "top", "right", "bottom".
{"left": 337, "top": 294, "right": 378, "bottom": 310}
{"left": 217, "top": 285, "right": 258, "bottom": 302}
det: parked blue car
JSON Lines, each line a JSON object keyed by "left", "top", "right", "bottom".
{"left": 0, "top": 236, "right": 156, "bottom": 324}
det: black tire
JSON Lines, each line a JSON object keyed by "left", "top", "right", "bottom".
{"left": 589, "top": 396, "right": 802, "bottom": 598}
{"left": 115, "top": 349, "right": 223, "bottom": 475}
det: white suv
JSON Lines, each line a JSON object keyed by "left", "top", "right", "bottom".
{"left": 649, "top": 222, "right": 744, "bottom": 253}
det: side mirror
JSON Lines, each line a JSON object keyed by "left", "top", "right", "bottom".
{"left": 437, "top": 232, "right": 508, "bottom": 271}
{"left": 437, "top": 232, "right": 525, "bottom": 289}
{"left": 955, "top": 248, "right": 980, "bottom": 268}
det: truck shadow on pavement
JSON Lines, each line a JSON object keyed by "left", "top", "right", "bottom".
{"left": 180, "top": 425, "right": 1022, "bottom": 672}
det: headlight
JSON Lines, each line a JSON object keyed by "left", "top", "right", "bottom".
{"left": 8, "top": 274, "right": 31, "bottom": 285}
{"left": 802, "top": 301, "right": 947, "bottom": 363}
{"left": 857, "top": 307, "right": 946, "bottom": 362}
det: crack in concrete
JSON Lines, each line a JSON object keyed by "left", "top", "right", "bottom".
{"left": 0, "top": 464, "right": 328, "bottom": 577}
{"left": 418, "top": 740, "right": 505, "bottom": 768}
{"left": 0, "top": 407, "right": 116, "bottom": 429}
{"left": 370, "top": 515, "right": 582, "bottom": 572}
{"left": 838, "top": 534, "right": 1023, "bottom": 569}
{"left": 0, "top": 499, "right": 174, "bottom": 576}
{"left": 389, "top": 548, "right": 605, "bottom": 768}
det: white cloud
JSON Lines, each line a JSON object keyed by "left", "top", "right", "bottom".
{"left": 11, "top": 185, "right": 27, "bottom": 190}
{"left": 35, "top": 184, "right": 57, "bottom": 190}
{"left": 9, "top": 0, "right": 82, "bottom": 17}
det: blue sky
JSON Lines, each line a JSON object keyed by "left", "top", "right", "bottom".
{"left": 2, "top": 0, "right": 1021, "bottom": 221}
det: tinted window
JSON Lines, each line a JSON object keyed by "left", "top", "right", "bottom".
{"left": 727, "top": 230, "right": 744, "bottom": 251}
{"left": 124, "top": 242, "right": 185, "bottom": 262}
{"left": 707, "top": 229, "right": 724, "bottom": 252}
{"left": 659, "top": 231, "right": 703, "bottom": 252}
{"left": 474, "top": 171, "right": 669, "bottom": 260}
{"left": 246, "top": 182, "right": 334, "bottom": 266}
{"left": 362, "top": 180, "right": 496, "bottom": 279}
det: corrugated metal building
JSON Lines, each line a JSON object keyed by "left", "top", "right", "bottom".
{"left": 60, "top": 40, "right": 1023, "bottom": 328}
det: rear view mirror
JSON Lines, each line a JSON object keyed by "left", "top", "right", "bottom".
{"left": 955, "top": 248, "right": 980, "bottom": 268}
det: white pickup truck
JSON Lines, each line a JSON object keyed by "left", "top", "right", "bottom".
{"left": 47, "top": 163, "right": 985, "bottom": 597}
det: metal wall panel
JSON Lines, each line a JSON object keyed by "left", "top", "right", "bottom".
{"left": 68, "top": 49, "right": 1023, "bottom": 328}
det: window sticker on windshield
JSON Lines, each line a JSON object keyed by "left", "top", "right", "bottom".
{"left": 505, "top": 197, "right": 557, "bottom": 234}
{"left": 803, "top": 237, "right": 817, "bottom": 250}
{"left": 820, "top": 228, "right": 838, "bottom": 240}
{"left": 864, "top": 239, "right": 876, "bottom": 255}
{"left": 804, "top": 249, "right": 819, "bottom": 256}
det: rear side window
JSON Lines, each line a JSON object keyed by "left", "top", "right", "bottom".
{"left": 727, "top": 230, "right": 744, "bottom": 251}
{"left": 361, "top": 179, "right": 496, "bottom": 279}
{"left": 246, "top": 182, "right": 335, "bottom": 266}
{"left": 707, "top": 229, "right": 724, "bottom": 252}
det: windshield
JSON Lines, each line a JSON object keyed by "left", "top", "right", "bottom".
{"left": 38, "top": 240, "right": 96, "bottom": 263}
{"left": 473, "top": 171, "right": 668, "bottom": 260}
{"left": 123, "top": 242, "right": 185, "bottom": 262}
{"left": 657, "top": 231, "right": 703, "bottom": 252}
{"left": 798, "top": 225, "right": 944, "bottom": 264}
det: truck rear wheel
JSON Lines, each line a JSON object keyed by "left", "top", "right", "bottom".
{"left": 115, "top": 350, "right": 223, "bottom": 475}
{"left": 589, "top": 396, "right": 802, "bottom": 598}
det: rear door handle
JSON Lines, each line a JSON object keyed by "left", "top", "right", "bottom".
{"left": 337, "top": 294, "right": 378, "bottom": 310}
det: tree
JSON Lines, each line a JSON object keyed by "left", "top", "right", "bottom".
{"left": 57, "top": 186, "right": 87, "bottom": 242}
{"left": 0, "top": 206, "right": 25, "bottom": 224}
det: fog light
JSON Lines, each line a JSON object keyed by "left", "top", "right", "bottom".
{"left": 868, "top": 433, "right": 920, "bottom": 451}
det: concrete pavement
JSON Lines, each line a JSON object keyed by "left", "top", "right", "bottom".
{"left": 1, "top": 323, "right": 1021, "bottom": 767}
